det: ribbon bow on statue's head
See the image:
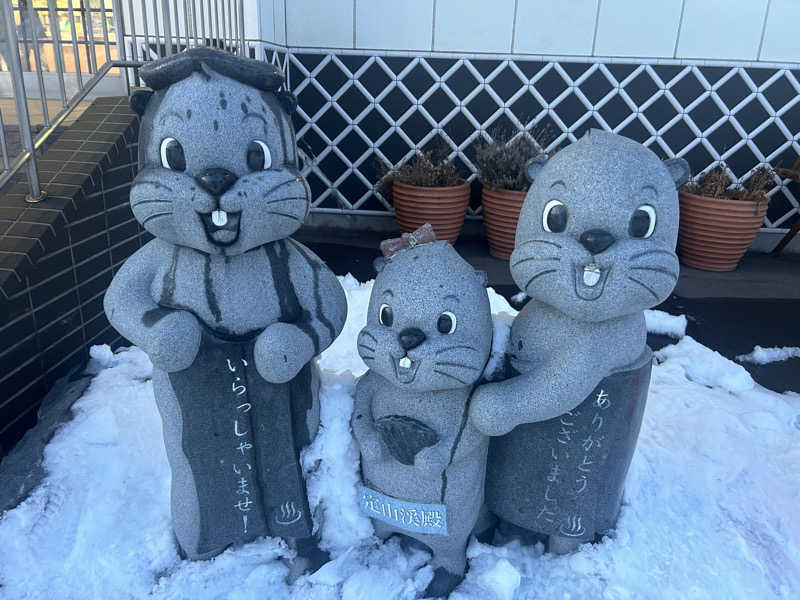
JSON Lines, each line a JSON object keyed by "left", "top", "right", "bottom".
{"left": 380, "top": 223, "right": 438, "bottom": 258}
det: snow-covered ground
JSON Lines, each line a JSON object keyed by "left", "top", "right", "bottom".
{"left": 1, "top": 276, "right": 799, "bottom": 600}
{"left": 737, "top": 346, "right": 800, "bottom": 365}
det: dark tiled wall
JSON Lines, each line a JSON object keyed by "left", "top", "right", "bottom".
{"left": 0, "top": 97, "right": 147, "bottom": 454}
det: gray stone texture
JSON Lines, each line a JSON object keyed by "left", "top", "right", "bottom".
{"left": 470, "top": 130, "right": 688, "bottom": 550}
{"left": 485, "top": 349, "right": 652, "bottom": 546}
{"left": 352, "top": 241, "right": 493, "bottom": 594}
{"left": 103, "top": 48, "right": 346, "bottom": 560}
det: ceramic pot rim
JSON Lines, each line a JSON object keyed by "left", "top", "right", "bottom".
{"left": 393, "top": 179, "right": 470, "bottom": 191}
{"left": 679, "top": 190, "right": 769, "bottom": 214}
{"left": 481, "top": 185, "right": 528, "bottom": 195}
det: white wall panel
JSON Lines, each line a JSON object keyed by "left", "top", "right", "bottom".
{"left": 120, "top": 1, "right": 800, "bottom": 65}
{"left": 514, "top": 0, "right": 598, "bottom": 56}
{"left": 356, "top": 0, "right": 434, "bottom": 51}
{"left": 676, "top": 0, "right": 768, "bottom": 61}
{"left": 594, "top": 0, "right": 682, "bottom": 58}
{"left": 272, "top": 0, "right": 287, "bottom": 45}
{"left": 255, "top": 0, "right": 274, "bottom": 43}
{"left": 286, "top": 0, "right": 353, "bottom": 48}
{"left": 759, "top": 0, "right": 800, "bottom": 62}
{"left": 434, "top": 0, "right": 515, "bottom": 53}
{"left": 242, "top": 0, "right": 260, "bottom": 39}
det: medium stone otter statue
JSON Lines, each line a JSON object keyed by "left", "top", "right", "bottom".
{"left": 470, "top": 130, "right": 689, "bottom": 553}
{"left": 104, "top": 48, "right": 346, "bottom": 560}
{"left": 352, "top": 230, "right": 493, "bottom": 597}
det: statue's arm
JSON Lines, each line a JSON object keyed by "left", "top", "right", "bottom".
{"left": 254, "top": 239, "right": 346, "bottom": 384}
{"left": 288, "top": 239, "right": 347, "bottom": 353}
{"left": 452, "top": 411, "right": 489, "bottom": 464}
{"left": 351, "top": 371, "right": 382, "bottom": 461}
{"left": 469, "top": 356, "right": 600, "bottom": 436}
{"left": 103, "top": 240, "right": 201, "bottom": 372}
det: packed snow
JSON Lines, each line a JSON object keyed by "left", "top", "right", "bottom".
{"left": 654, "top": 336, "right": 755, "bottom": 394}
{"left": 737, "top": 346, "right": 800, "bottom": 365}
{"left": 1, "top": 276, "right": 799, "bottom": 599}
{"left": 643, "top": 309, "right": 687, "bottom": 339}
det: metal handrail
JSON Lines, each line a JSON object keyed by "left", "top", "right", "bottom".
{"left": 0, "top": 0, "right": 246, "bottom": 204}
{"left": 2, "top": 0, "right": 42, "bottom": 202}
{"left": 0, "top": 58, "right": 142, "bottom": 198}
{"left": 0, "top": 0, "right": 247, "bottom": 202}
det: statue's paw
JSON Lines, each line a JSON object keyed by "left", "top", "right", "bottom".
{"left": 413, "top": 445, "right": 449, "bottom": 478}
{"left": 147, "top": 310, "right": 201, "bottom": 372}
{"left": 469, "top": 385, "right": 512, "bottom": 437}
{"left": 254, "top": 323, "right": 314, "bottom": 383}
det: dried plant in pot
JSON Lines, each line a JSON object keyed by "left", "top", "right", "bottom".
{"left": 474, "top": 130, "right": 548, "bottom": 259}
{"left": 379, "top": 148, "right": 470, "bottom": 243}
{"left": 678, "top": 163, "right": 775, "bottom": 271}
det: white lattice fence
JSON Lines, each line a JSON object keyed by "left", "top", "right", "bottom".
{"left": 282, "top": 49, "right": 800, "bottom": 232}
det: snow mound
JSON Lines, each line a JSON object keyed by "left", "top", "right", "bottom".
{"left": 318, "top": 274, "right": 372, "bottom": 378}
{"left": 737, "top": 345, "right": 800, "bottom": 365}
{"left": 302, "top": 379, "right": 373, "bottom": 555}
{"left": 655, "top": 335, "right": 755, "bottom": 393}
{"left": 644, "top": 309, "right": 687, "bottom": 339}
{"left": 510, "top": 291, "right": 526, "bottom": 305}
{"left": 1, "top": 278, "right": 798, "bottom": 599}
{"left": 484, "top": 287, "right": 517, "bottom": 380}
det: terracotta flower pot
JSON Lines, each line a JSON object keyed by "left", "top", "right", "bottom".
{"left": 392, "top": 180, "right": 470, "bottom": 244}
{"left": 481, "top": 186, "right": 526, "bottom": 260}
{"left": 677, "top": 190, "right": 768, "bottom": 272}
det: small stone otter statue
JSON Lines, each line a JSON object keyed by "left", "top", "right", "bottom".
{"left": 470, "top": 130, "right": 689, "bottom": 553}
{"left": 104, "top": 48, "right": 346, "bottom": 560}
{"left": 352, "top": 227, "right": 493, "bottom": 597}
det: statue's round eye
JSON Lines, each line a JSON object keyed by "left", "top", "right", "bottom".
{"left": 379, "top": 303, "right": 393, "bottom": 327}
{"left": 160, "top": 138, "right": 185, "bottom": 171}
{"left": 542, "top": 199, "right": 568, "bottom": 233}
{"left": 437, "top": 311, "right": 457, "bottom": 334}
{"left": 629, "top": 204, "right": 657, "bottom": 238}
{"left": 246, "top": 140, "right": 272, "bottom": 171}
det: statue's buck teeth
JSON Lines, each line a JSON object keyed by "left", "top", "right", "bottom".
{"left": 583, "top": 264, "right": 601, "bottom": 287}
{"left": 211, "top": 210, "right": 228, "bottom": 227}
{"left": 399, "top": 356, "right": 411, "bottom": 369}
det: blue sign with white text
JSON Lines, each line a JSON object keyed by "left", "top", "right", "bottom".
{"left": 358, "top": 485, "right": 447, "bottom": 536}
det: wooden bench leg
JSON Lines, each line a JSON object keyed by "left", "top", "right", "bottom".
{"left": 772, "top": 219, "right": 800, "bottom": 255}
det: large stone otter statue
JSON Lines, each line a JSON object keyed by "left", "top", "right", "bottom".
{"left": 470, "top": 130, "right": 689, "bottom": 553}
{"left": 104, "top": 48, "right": 346, "bottom": 560}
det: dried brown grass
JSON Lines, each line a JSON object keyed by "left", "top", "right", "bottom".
{"left": 473, "top": 127, "right": 552, "bottom": 192}
{"left": 379, "top": 145, "right": 463, "bottom": 189}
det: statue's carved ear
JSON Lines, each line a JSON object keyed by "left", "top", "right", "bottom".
{"left": 664, "top": 157, "right": 691, "bottom": 187}
{"left": 373, "top": 256, "right": 387, "bottom": 274}
{"left": 474, "top": 269, "right": 488, "bottom": 287}
{"left": 276, "top": 90, "right": 297, "bottom": 114}
{"left": 525, "top": 155, "right": 549, "bottom": 183}
{"left": 129, "top": 89, "right": 154, "bottom": 116}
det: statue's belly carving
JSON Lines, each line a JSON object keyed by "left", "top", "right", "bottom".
{"left": 152, "top": 246, "right": 283, "bottom": 337}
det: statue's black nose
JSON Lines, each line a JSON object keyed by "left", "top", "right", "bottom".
{"left": 197, "top": 168, "right": 237, "bottom": 197}
{"left": 398, "top": 328, "right": 426, "bottom": 351}
{"left": 579, "top": 229, "right": 616, "bottom": 254}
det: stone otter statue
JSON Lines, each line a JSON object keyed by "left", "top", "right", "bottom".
{"left": 352, "top": 230, "right": 493, "bottom": 597}
{"left": 470, "top": 130, "right": 689, "bottom": 553}
{"left": 104, "top": 48, "right": 346, "bottom": 560}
